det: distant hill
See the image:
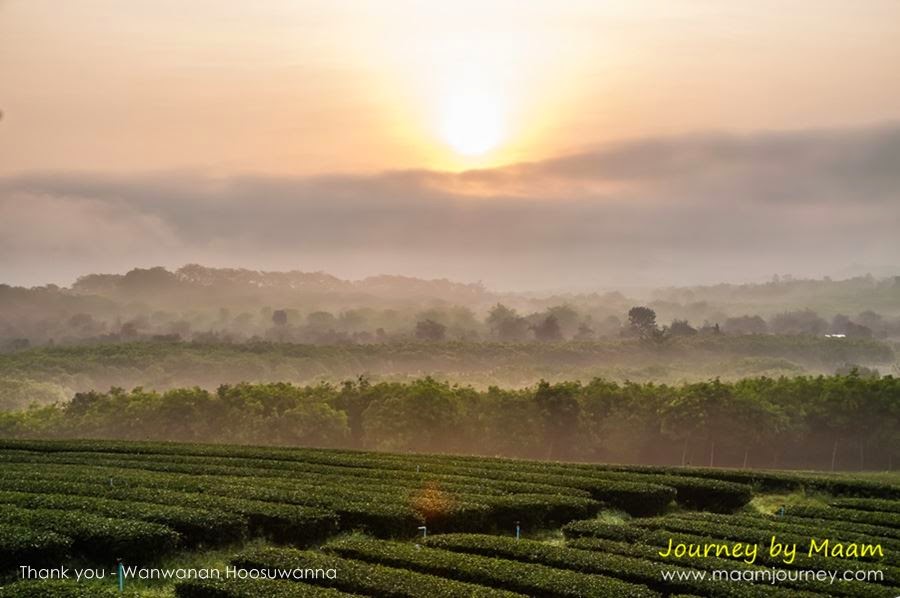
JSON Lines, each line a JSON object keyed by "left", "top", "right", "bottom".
{"left": 649, "top": 274, "right": 900, "bottom": 318}
{"left": 70, "top": 264, "right": 492, "bottom": 308}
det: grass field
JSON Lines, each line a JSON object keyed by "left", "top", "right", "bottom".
{"left": 0, "top": 439, "right": 897, "bottom": 597}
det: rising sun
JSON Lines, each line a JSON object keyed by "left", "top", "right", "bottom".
{"left": 440, "top": 89, "right": 504, "bottom": 156}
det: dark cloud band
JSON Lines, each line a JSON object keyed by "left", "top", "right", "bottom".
{"left": 1, "top": 122, "right": 898, "bottom": 289}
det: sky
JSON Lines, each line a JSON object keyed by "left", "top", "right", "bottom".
{"left": 1, "top": 1, "right": 899, "bottom": 289}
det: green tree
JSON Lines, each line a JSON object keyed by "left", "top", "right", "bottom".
{"left": 271, "top": 310, "right": 288, "bottom": 327}
{"left": 415, "top": 319, "right": 447, "bottom": 342}
{"left": 533, "top": 380, "right": 581, "bottom": 460}
{"left": 532, "top": 315, "right": 562, "bottom": 342}
{"left": 486, "top": 304, "right": 531, "bottom": 342}
{"left": 627, "top": 306, "right": 658, "bottom": 340}
{"left": 668, "top": 319, "right": 697, "bottom": 337}
{"left": 362, "top": 378, "right": 463, "bottom": 452}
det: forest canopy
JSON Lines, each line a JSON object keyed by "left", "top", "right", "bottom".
{"left": 1, "top": 373, "right": 896, "bottom": 472}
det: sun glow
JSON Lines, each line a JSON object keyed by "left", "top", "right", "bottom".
{"left": 440, "top": 88, "right": 505, "bottom": 157}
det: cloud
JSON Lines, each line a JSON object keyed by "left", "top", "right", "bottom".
{"left": 453, "top": 123, "right": 900, "bottom": 202}
{"left": 1, "top": 122, "right": 899, "bottom": 289}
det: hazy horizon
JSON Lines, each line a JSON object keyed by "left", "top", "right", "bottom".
{"left": 3, "top": 257, "right": 900, "bottom": 297}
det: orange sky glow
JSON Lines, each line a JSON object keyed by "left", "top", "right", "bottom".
{"left": 2, "top": 0, "right": 899, "bottom": 176}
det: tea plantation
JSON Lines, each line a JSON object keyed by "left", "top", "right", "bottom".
{"left": 0, "top": 440, "right": 897, "bottom": 596}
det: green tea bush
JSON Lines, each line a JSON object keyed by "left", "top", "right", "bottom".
{"left": 672, "top": 511, "right": 900, "bottom": 546}
{"left": 0, "top": 476, "right": 340, "bottom": 545}
{"left": 232, "top": 546, "right": 525, "bottom": 598}
{"left": 0, "top": 492, "right": 246, "bottom": 546}
{"left": 786, "top": 505, "right": 900, "bottom": 530}
{"left": 600, "top": 465, "right": 900, "bottom": 499}
{"left": 323, "top": 536, "right": 659, "bottom": 597}
{"left": 830, "top": 497, "right": 900, "bottom": 514}
{"left": 0, "top": 580, "right": 138, "bottom": 598}
{"left": 423, "top": 533, "right": 802, "bottom": 597}
{"left": 0, "top": 524, "right": 71, "bottom": 571}
{"left": 475, "top": 494, "right": 599, "bottom": 528}
{"left": 174, "top": 577, "right": 358, "bottom": 598}
{"left": 0, "top": 506, "right": 179, "bottom": 562}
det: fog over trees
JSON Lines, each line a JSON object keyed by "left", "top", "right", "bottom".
{"left": 2, "top": 266, "right": 899, "bottom": 350}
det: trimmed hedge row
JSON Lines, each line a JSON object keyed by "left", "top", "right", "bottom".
{"left": 293, "top": 453, "right": 714, "bottom": 514}
{"left": 1, "top": 464, "right": 595, "bottom": 509}
{"left": 0, "top": 524, "right": 71, "bottom": 572}
{"left": 286, "top": 449, "right": 742, "bottom": 514}
{"left": 0, "top": 506, "right": 179, "bottom": 562}
{"left": 422, "top": 533, "right": 804, "bottom": 597}
{"left": 0, "top": 450, "right": 592, "bottom": 500}
{"left": 476, "top": 494, "right": 599, "bottom": 528}
{"left": 191, "top": 477, "right": 596, "bottom": 533}
{"left": 174, "top": 578, "right": 359, "bottom": 598}
{"left": 778, "top": 515, "right": 900, "bottom": 543}
{"left": 170, "top": 482, "right": 420, "bottom": 538}
{"left": 671, "top": 511, "right": 900, "bottom": 547}
{"left": 831, "top": 497, "right": 900, "bottom": 514}
{"left": 0, "top": 469, "right": 420, "bottom": 539}
{"left": 0, "top": 461, "right": 208, "bottom": 493}
{"left": 1, "top": 468, "right": 599, "bottom": 540}
{"left": 0, "top": 490, "right": 246, "bottom": 546}
{"left": 0, "top": 449, "right": 672, "bottom": 516}
{"left": 785, "top": 505, "right": 900, "bottom": 530}
{"left": 378, "top": 453, "right": 896, "bottom": 501}
{"left": 312, "top": 459, "right": 672, "bottom": 510}
{"left": 576, "top": 480, "right": 675, "bottom": 516}
{"left": 596, "top": 473, "right": 751, "bottom": 513}
{"left": 1, "top": 470, "right": 421, "bottom": 539}
{"left": 261, "top": 448, "right": 747, "bottom": 512}
{"left": 0, "top": 478, "right": 340, "bottom": 545}
{"left": 323, "top": 536, "right": 659, "bottom": 597}
{"left": 232, "top": 546, "right": 525, "bottom": 598}
{"left": 0, "top": 580, "right": 139, "bottom": 598}
{"left": 0, "top": 459, "right": 602, "bottom": 534}
{"left": 588, "top": 464, "right": 900, "bottom": 499}
{"left": 81, "top": 454, "right": 645, "bottom": 514}
{"left": 416, "top": 462, "right": 747, "bottom": 513}
{"left": 562, "top": 519, "right": 644, "bottom": 542}
{"left": 3, "top": 438, "right": 897, "bottom": 499}
{"left": 401, "top": 453, "right": 751, "bottom": 512}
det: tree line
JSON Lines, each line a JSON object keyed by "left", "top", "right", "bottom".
{"left": 2, "top": 373, "right": 897, "bottom": 471}
{"left": 8, "top": 301, "right": 894, "bottom": 353}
